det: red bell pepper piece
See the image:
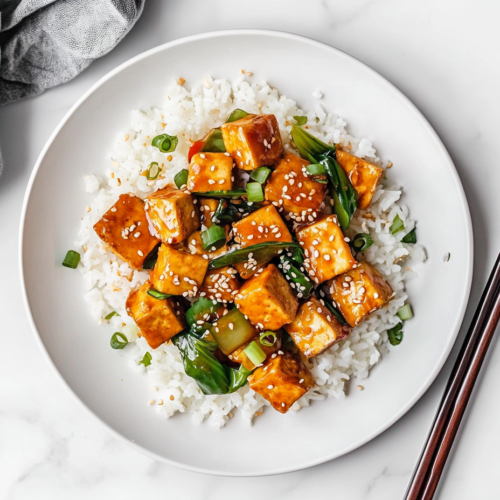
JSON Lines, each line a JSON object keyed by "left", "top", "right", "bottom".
{"left": 188, "top": 141, "right": 205, "bottom": 162}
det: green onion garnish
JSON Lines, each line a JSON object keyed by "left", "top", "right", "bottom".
{"left": 201, "top": 225, "right": 226, "bottom": 251}
{"left": 226, "top": 108, "right": 249, "bottom": 123}
{"left": 139, "top": 352, "right": 152, "bottom": 367}
{"left": 201, "top": 128, "right": 226, "bottom": 153}
{"left": 397, "top": 304, "right": 414, "bottom": 321}
{"left": 390, "top": 214, "right": 405, "bottom": 235}
{"left": 62, "top": 250, "right": 81, "bottom": 269}
{"left": 247, "top": 182, "right": 264, "bottom": 202}
{"left": 351, "top": 233, "right": 374, "bottom": 254}
{"left": 110, "top": 332, "right": 128, "bottom": 349}
{"left": 306, "top": 163, "right": 326, "bottom": 176}
{"left": 244, "top": 340, "right": 266, "bottom": 366}
{"left": 387, "top": 323, "right": 403, "bottom": 346}
{"left": 294, "top": 115, "right": 307, "bottom": 126}
{"left": 192, "top": 189, "right": 246, "bottom": 199}
{"left": 147, "top": 289, "right": 172, "bottom": 300}
{"left": 259, "top": 331, "right": 277, "bottom": 347}
{"left": 250, "top": 167, "right": 272, "bottom": 184}
{"left": 104, "top": 311, "right": 118, "bottom": 320}
{"left": 152, "top": 133, "right": 178, "bottom": 153}
{"left": 401, "top": 228, "right": 417, "bottom": 244}
{"left": 146, "top": 162, "right": 160, "bottom": 180}
{"left": 174, "top": 169, "right": 188, "bottom": 189}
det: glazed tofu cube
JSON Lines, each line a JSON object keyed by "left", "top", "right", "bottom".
{"left": 285, "top": 296, "right": 351, "bottom": 358}
{"left": 125, "top": 280, "right": 185, "bottom": 349}
{"left": 297, "top": 215, "right": 356, "bottom": 284}
{"left": 221, "top": 114, "right": 284, "bottom": 170}
{"left": 235, "top": 264, "right": 298, "bottom": 330}
{"left": 248, "top": 351, "right": 315, "bottom": 413}
{"left": 232, "top": 204, "right": 292, "bottom": 248}
{"left": 336, "top": 150, "right": 384, "bottom": 210}
{"left": 198, "top": 198, "right": 219, "bottom": 229}
{"left": 150, "top": 244, "right": 209, "bottom": 298}
{"left": 229, "top": 331, "right": 282, "bottom": 371}
{"left": 93, "top": 193, "right": 160, "bottom": 270}
{"left": 145, "top": 188, "right": 199, "bottom": 244}
{"left": 187, "top": 152, "right": 234, "bottom": 192}
{"left": 199, "top": 266, "right": 242, "bottom": 303}
{"left": 328, "top": 261, "right": 394, "bottom": 327}
{"left": 265, "top": 153, "right": 327, "bottom": 215}
{"left": 176, "top": 230, "right": 227, "bottom": 260}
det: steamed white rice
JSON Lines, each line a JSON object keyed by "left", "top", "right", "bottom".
{"left": 77, "top": 76, "right": 426, "bottom": 428}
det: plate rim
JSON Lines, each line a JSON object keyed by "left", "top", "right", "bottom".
{"left": 19, "top": 28, "right": 474, "bottom": 477}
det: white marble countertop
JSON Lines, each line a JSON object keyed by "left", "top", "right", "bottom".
{"left": 1, "top": 0, "right": 499, "bottom": 498}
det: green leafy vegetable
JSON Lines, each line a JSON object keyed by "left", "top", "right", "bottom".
{"left": 388, "top": 323, "right": 403, "bottom": 346}
{"left": 294, "top": 115, "right": 308, "bottom": 126}
{"left": 290, "top": 125, "right": 334, "bottom": 162}
{"left": 227, "top": 365, "right": 252, "bottom": 393}
{"left": 152, "top": 134, "right": 178, "bottom": 153}
{"left": 260, "top": 331, "right": 277, "bottom": 347}
{"left": 279, "top": 254, "right": 313, "bottom": 298}
{"left": 192, "top": 189, "right": 246, "bottom": 199}
{"left": 246, "top": 182, "right": 264, "bottom": 202}
{"left": 212, "top": 199, "right": 239, "bottom": 225}
{"left": 110, "top": 332, "right": 128, "bottom": 349}
{"left": 226, "top": 108, "right": 250, "bottom": 123}
{"left": 174, "top": 169, "right": 188, "bottom": 188}
{"left": 323, "top": 298, "right": 348, "bottom": 326}
{"left": 142, "top": 244, "right": 160, "bottom": 270}
{"left": 402, "top": 228, "right": 417, "bottom": 244}
{"left": 397, "top": 304, "right": 414, "bottom": 321}
{"left": 306, "top": 163, "right": 326, "bottom": 176}
{"left": 390, "top": 214, "right": 405, "bottom": 235}
{"left": 186, "top": 297, "right": 221, "bottom": 327}
{"left": 208, "top": 241, "right": 300, "bottom": 270}
{"left": 244, "top": 341, "right": 266, "bottom": 366}
{"left": 201, "top": 129, "right": 226, "bottom": 153}
{"left": 62, "top": 250, "right": 81, "bottom": 269}
{"left": 212, "top": 308, "right": 256, "bottom": 355}
{"left": 350, "top": 233, "right": 374, "bottom": 254}
{"left": 104, "top": 311, "right": 118, "bottom": 320}
{"left": 250, "top": 166, "right": 272, "bottom": 184}
{"left": 201, "top": 225, "right": 226, "bottom": 251}
{"left": 146, "top": 289, "right": 172, "bottom": 300}
{"left": 146, "top": 162, "right": 160, "bottom": 180}
{"left": 139, "top": 352, "right": 152, "bottom": 367}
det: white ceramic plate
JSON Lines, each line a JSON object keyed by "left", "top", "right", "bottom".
{"left": 20, "top": 30, "right": 473, "bottom": 476}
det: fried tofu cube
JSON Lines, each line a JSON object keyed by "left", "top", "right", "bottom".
{"left": 233, "top": 204, "right": 292, "bottom": 247}
{"left": 235, "top": 264, "right": 298, "bottom": 330}
{"left": 187, "top": 152, "right": 234, "bottom": 192}
{"left": 336, "top": 150, "right": 384, "bottom": 210}
{"left": 285, "top": 296, "right": 351, "bottom": 358}
{"left": 328, "top": 261, "right": 394, "bottom": 327}
{"left": 221, "top": 114, "right": 284, "bottom": 170}
{"left": 125, "top": 280, "right": 185, "bottom": 349}
{"left": 265, "top": 153, "right": 327, "bottom": 215}
{"left": 176, "top": 230, "right": 227, "bottom": 260}
{"left": 248, "top": 351, "right": 315, "bottom": 413}
{"left": 199, "top": 266, "right": 242, "bottom": 303}
{"left": 229, "top": 331, "right": 282, "bottom": 371}
{"left": 93, "top": 193, "right": 160, "bottom": 270}
{"left": 297, "top": 215, "right": 356, "bottom": 284}
{"left": 150, "top": 244, "right": 208, "bottom": 298}
{"left": 198, "top": 198, "right": 219, "bottom": 229}
{"left": 145, "top": 188, "right": 199, "bottom": 244}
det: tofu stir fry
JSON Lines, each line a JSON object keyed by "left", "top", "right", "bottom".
{"left": 88, "top": 109, "right": 400, "bottom": 414}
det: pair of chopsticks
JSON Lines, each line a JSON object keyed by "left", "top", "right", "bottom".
{"left": 405, "top": 253, "right": 500, "bottom": 499}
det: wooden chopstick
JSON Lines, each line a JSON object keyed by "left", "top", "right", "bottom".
{"left": 405, "top": 253, "right": 500, "bottom": 500}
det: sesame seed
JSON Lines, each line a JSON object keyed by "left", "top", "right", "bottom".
{"left": 153, "top": 386, "right": 158, "bottom": 391}
{"left": 229, "top": 323, "right": 234, "bottom": 330}
{"left": 282, "top": 403, "right": 285, "bottom": 407}
{"left": 314, "top": 250, "right": 320, "bottom": 258}
{"left": 148, "top": 399, "right": 155, "bottom": 405}
{"left": 247, "top": 235, "right": 254, "bottom": 240}
{"left": 271, "top": 353, "right": 277, "bottom": 358}
{"left": 267, "top": 385, "right": 274, "bottom": 390}
{"left": 374, "top": 293, "right": 379, "bottom": 299}
{"left": 110, "top": 207, "right": 117, "bottom": 212}
{"left": 299, "top": 379, "right": 304, "bottom": 384}
{"left": 137, "top": 250, "right": 144, "bottom": 256}
{"left": 134, "top": 232, "right": 141, "bottom": 238}
{"left": 158, "top": 399, "right": 164, "bottom": 405}
{"left": 357, "top": 385, "right": 364, "bottom": 391}
{"left": 345, "top": 276, "right": 352, "bottom": 282}
{"left": 324, "top": 255, "right": 331, "bottom": 261}
{"left": 208, "top": 179, "right": 216, "bottom": 184}
{"left": 344, "top": 237, "right": 350, "bottom": 242}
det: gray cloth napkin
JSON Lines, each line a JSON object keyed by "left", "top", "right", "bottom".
{"left": 0, "top": 0, "right": 145, "bottom": 106}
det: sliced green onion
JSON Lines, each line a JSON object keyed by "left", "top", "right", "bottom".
{"left": 351, "top": 233, "right": 374, "bottom": 254}
{"left": 201, "top": 225, "right": 226, "bottom": 251}
{"left": 402, "top": 228, "right": 417, "bottom": 244}
{"left": 139, "top": 352, "right": 152, "bottom": 367}
{"left": 146, "top": 162, "right": 160, "bottom": 180}
{"left": 147, "top": 289, "right": 172, "bottom": 300}
{"left": 294, "top": 115, "right": 307, "bottom": 126}
{"left": 110, "top": 332, "right": 128, "bottom": 349}
{"left": 247, "top": 182, "right": 264, "bottom": 202}
{"left": 244, "top": 340, "right": 266, "bottom": 366}
{"left": 174, "top": 169, "right": 188, "bottom": 188}
{"left": 390, "top": 214, "right": 405, "bottom": 235}
{"left": 104, "top": 311, "right": 118, "bottom": 320}
{"left": 152, "top": 134, "right": 178, "bottom": 153}
{"left": 201, "top": 128, "right": 226, "bottom": 153}
{"left": 226, "top": 108, "right": 249, "bottom": 123}
{"left": 192, "top": 189, "right": 246, "bottom": 199}
{"left": 260, "top": 331, "right": 277, "bottom": 347}
{"left": 250, "top": 167, "right": 271, "bottom": 184}
{"left": 212, "top": 309, "right": 257, "bottom": 355}
{"left": 291, "top": 245, "right": 304, "bottom": 264}
{"left": 186, "top": 297, "right": 221, "bottom": 327}
{"left": 142, "top": 243, "right": 160, "bottom": 270}
{"left": 307, "top": 163, "right": 326, "bottom": 176}
{"left": 62, "top": 250, "right": 81, "bottom": 269}
{"left": 388, "top": 323, "right": 403, "bottom": 346}
{"left": 397, "top": 304, "right": 414, "bottom": 321}
{"left": 279, "top": 255, "right": 314, "bottom": 298}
